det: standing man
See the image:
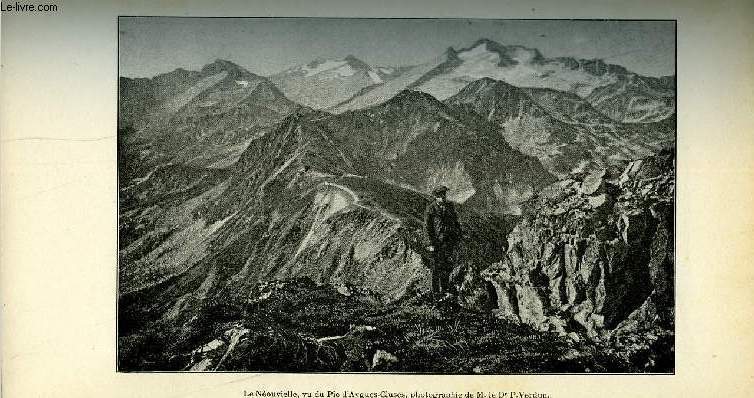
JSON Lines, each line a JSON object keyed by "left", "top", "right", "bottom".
{"left": 424, "top": 185, "right": 463, "bottom": 300}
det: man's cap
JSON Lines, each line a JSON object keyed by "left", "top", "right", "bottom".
{"left": 431, "top": 185, "right": 449, "bottom": 196}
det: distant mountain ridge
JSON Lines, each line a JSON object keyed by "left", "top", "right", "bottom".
{"left": 326, "top": 38, "right": 674, "bottom": 123}
{"left": 269, "top": 55, "right": 409, "bottom": 110}
{"left": 121, "top": 38, "right": 674, "bottom": 126}
{"left": 408, "top": 38, "right": 628, "bottom": 98}
{"left": 445, "top": 77, "right": 675, "bottom": 177}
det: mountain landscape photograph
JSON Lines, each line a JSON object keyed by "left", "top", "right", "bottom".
{"left": 118, "top": 17, "right": 676, "bottom": 373}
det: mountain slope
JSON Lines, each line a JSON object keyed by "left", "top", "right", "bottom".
{"left": 118, "top": 85, "right": 556, "bottom": 307}
{"left": 522, "top": 86, "right": 615, "bottom": 124}
{"left": 119, "top": 112, "right": 482, "bottom": 340}
{"left": 120, "top": 110, "right": 427, "bottom": 298}
{"left": 270, "top": 56, "right": 408, "bottom": 110}
{"left": 328, "top": 52, "right": 455, "bottom": 113}
{"left": 445, "top": 78, "right": 675, "bottom": 177}
{"left": 119, "top": 67, "right": 205, "bottom": 130}
{"left": 119, "top": 59, "right": 298, "bottom": 180}
{"left": 586, "top": 74, "right": 676, "bottom": 123}
{"left": 118, "top": 112, "right": 674, "bottom": 373}
{"left": 307, "top": 90, "right": 555, "bottom": 213}
{"left": 119, "top": 83, "right": 558, "bottom": 308}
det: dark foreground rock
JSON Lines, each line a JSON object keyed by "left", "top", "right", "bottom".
{"left": 481, "top": 149, "right": 674, "bottom": 369}
{"left": 119, "top": 278, "right": 669, "bottom": 373}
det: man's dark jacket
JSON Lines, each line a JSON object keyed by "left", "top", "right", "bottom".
{"left": 424, "top": 200, "right": 463, "bottom": 247}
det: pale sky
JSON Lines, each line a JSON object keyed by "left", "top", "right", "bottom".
{"left": 119, "top": 18, "right": 675, "bottom": 78}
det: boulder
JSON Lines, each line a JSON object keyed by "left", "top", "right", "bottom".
{"left": 579, "top": 169, "right": 606, "bottom": 195}
{"left": 516, "top": 285, "right": 548, "bottom": 330}
{"left": 371, "top": 350, "right": 399, "bottom": 371}
{"left": 618, "top": 160, "right": 643, "bottom": 187}
{"left": 337, "top": 285, "right": 352, "bottom": 296}
{"left": 588, "top": 193, "right": 608, "bottom": 209}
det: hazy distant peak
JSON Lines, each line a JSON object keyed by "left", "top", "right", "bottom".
{"left": 200, "top": 59, "right": 254, "bottom": 78}
{"left": 343, "top": 54, "right": 372, "bottom": 70}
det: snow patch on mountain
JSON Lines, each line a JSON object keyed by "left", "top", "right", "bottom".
{"left": 330, "top": 61, "right": 442, "bottom": 113}
{"left": 332, "top": 64, "right": 356, "bottom": 77}
{"left": 303, "top": 60, "right": 344, "bottom": 76}
{"left": 303, "top": 60, "right": 354, "bottom": 77}
{"left": 457, "top": 43, "right": 499, "bottom": 62}
{"left": 425, "top": 161, "right": 476, "bottom": 204}
{"left": 293, "top": 185, "right": 356, "bottom": 259}
{"left": 368, "top": 70, "right": 383, "bottom": 84}
{"left": 415, "top": 41, "right": 622, "bottom": 100}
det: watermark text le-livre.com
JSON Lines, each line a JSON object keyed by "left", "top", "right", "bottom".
{"left": 1, "top": 1, "right": 59, "bottom": 12}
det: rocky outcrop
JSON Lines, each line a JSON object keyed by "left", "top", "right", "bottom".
{"left": 482, "top": 149, "right": 674, "bottom": 342}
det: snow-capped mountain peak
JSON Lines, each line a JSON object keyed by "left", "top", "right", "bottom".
{"left": 406, "top": 38, "right": 624, "bottom": 100}
{"left": 458, "top": 38, "right": 545, "bottom": 66}
{"left": 269, "top": 55, "right": 407, "bottom": 109}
